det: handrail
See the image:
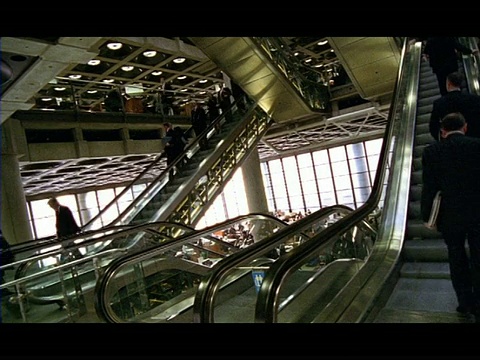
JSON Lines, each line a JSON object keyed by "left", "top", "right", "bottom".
{"left": 83, "top": 95, "right": 257, "bottom": 231}
{"left": 2, "top": 221, "right": 197, "bottom": 281}
{"left": 252, "top": 37, "right": 330, "bottom": 112}
{"left": 253, "top": 37, "right": 414, "bottom": 323}
{"left": 459, "top": 37, "right": 480, "bottom": 95}
{"left": 93, "top": 212, "right": 292, "bottom": 322}
{"left": 192, "top": 204, "right": 358, "bottom": 323}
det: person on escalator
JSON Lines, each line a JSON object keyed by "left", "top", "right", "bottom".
{"left": 421, "top": 112, "right": 480, "bottom": 322}
{"left": 162, "top": 122, "right": 185, "bottom": 178}
{"left": 47, "top": 197, "right": 83, "bottom": 263}
{"left": 429, "top": 71, "right": 480, "bottom": 141}
{"left": 190, "top": 102, "right": 209, "bottom": 150}
{"left": 423, "top": 37, "right": 478, "bottom": 96}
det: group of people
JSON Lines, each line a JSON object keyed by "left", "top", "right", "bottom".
{"left": 161, "top": 85, "right": 238, "bottom": 176}
{"left": 420, "top": 37, "right": 480, "bottom": 322}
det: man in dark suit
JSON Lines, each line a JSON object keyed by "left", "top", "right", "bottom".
{"left": 423, "top": 37, "right": 477, "bottom": 96}
{"left": 421, "top": 112, "right": 480, "bottom": 321}
{"left": 191, "top": 102, "right": 209, "bottom": 150}
{"left": 429, "top": 71, "right": 480, "bottom": 141}
{"left": 47, "top": 197, "right": 83, "bottom": 261}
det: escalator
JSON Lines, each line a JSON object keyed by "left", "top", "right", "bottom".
{"left": 3, "top": 211, "right": 301, "bottom": 323}
{"left": 94, "top": 205, "right": 359, "bottom": 323}
{"left": 84, "top": 98, "right": 271, "bottom": 231}
{"left": 1, "top": 96, "right": 273, "bottom": 317}
{"left": 367, "top": 42, "right": 479, "bottom": 323}
{"left": 1, "top": 221, "right": 198, "bottom": 323}
{"left": 242, "top": 38, "right": 480, "bottom": 324}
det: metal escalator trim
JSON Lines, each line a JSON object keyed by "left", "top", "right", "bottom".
{"left": 189, "top": 37, "right": 316, "bottom": 123}
{"left": 252, "top": 38, "right": 415, "bottom": 323}
{"left": 193, "top": 204, "right": 356, "bottom": 323}
{"left": 93, "top": 212, "right": 293, "bottom": 323}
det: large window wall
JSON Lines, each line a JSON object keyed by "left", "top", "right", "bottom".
{"left": 25, "top": 138, "right": 383, "bottom": 239}
{"left": 261, "top": 138, "right": 383, "bottom": 214}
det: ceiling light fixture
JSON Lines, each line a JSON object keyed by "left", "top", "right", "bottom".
{"left": 87, "top": 90, "right": 98, "bottom": 94}
{"left": 103, "top": 79, "right": 114, "bottom": 83}
{"left": 173, "top": 57, "right": 186, "bottom": 64}
{"left": 68, "top": 74, "right": 82, "bottom": 79}
{"left": 152, "top": 71, "right": 163, "bottom": 76}
{"left": 88, "top": 59, "right": 101, "bottom": 66}
{"left": 121, "top": 66, "right": 134, "bottom": 72}
{"left": 54, "top": 87, "right": 66, "bottom": 91}
{"left": 177, "top": 75, "right": 187, "bottom": 80}
{"left": 143, "top": 50, "right": 157, "bottom": 57}
{"left": 318, "top": 40, "right": 328, "bottom": 46}
{"left": 107, "top": 42, "right": 123, "bottom": 50}
{"left": 199, "top": 79, "right": 208, "bottom": 83}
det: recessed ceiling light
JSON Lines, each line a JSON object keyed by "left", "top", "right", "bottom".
{"left": 107, "top": 42, "right": 123, "bottom": 50}
{"left": 69, "top": 74, "right": 82, "bottom": 79}
{"left": 199, "top": 79, "right": 208, "bottom": 83}
{"left": 88, "top": 59, "right": 101, "bottom": 66}
{"left": 41, "top": 97, "right": 52, "bottom": 101}
{"left": 121, "top": 66, "right": 134, "bottom": 71}
{"left": 294, "top": 52, "right": 300, "bottom": 56}
{"left": 177, "top": 75, "right": 187, "bottom": 80}
{"left": 199, "top": 91, "right": 206, "bottom": 94}
{"left": 87, "top": 90, "right": 98, "bottom": 94}
{"left": 318, "top": 40, "right": 328, "bottom": 46}
{"left": 173, "top": 57, "right": 186, "bottom": 64}
{"left": 143, "top": 50, "right": 157, "bottom": 57}
{"left": 152, "top": 71, "right": 163, "bottom": 76}
{"left": 54, "top": 87, "right": 66, "bottom": 91}
{"left": 103, "top": 79, "right": 114, "bottom": 83}
{"left": 305, "top": 58, "right": 312, "bottom": 63}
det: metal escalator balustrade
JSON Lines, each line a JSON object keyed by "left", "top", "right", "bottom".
{"left": 365, "top": 40, "right": 480, "bottom": 323}
{"left": 193, "top": 204, "right": 365, "bottom": 323}
{"left": 250, "top": 38, "right": 419, "bottom": 323}
{"left": 252, "top": 37, "right": 330, "bottom": 112}
{"left": 189, "top": 37, "right": 322, "bottom": 124}
{"left": 94, "top": 213, "right": 291, "bottom": 323}
{"left": 83, "top": 97, "right": 271, "bottom": 232}
{"left": 1, "top": 221, "right": 197, "bottom": 323}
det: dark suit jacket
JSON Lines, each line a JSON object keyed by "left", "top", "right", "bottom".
{"left": 421, "top": 133, "right": 480, "bottom": 233}
{"left": 423, "top": 37, "right": 472, "bottom": 75}
{"left": 56, "top": 205, "right": 81, "bottom": 238}
{"left": 429, "top": 90, "right": 480, "bottom": 140}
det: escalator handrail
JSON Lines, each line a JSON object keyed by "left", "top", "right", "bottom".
{"left": 93, "top": 212, "right": 294, "bottom": 322}
{"left": 2, "top": 221, "right": 197, "bottom": 279}
{"left": 253, "top": 37, "right": 413, "bottom": 323}
{"left": 193, "top": 203, "right": 357, "bottom": 323}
